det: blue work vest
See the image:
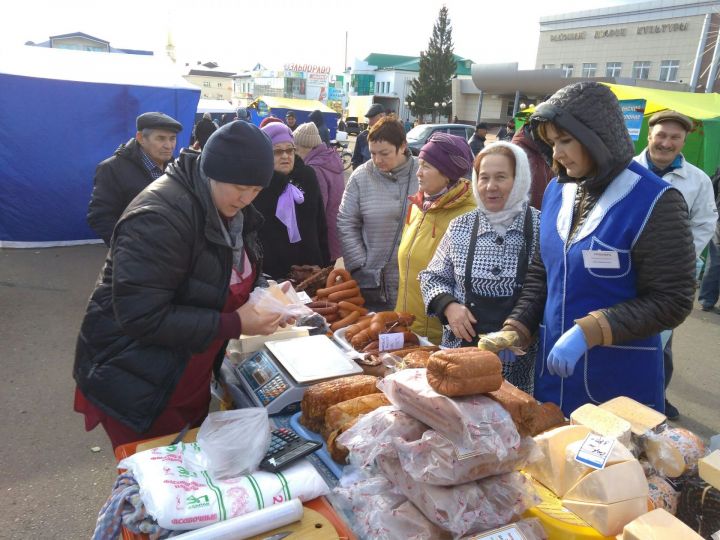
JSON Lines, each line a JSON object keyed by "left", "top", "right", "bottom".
{"left": 535, "top": 161, "right": 671, "bottom": 415}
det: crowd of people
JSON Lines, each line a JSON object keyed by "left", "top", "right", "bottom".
{"left": 75, "top": 81, "right": 719, "bottom": 447}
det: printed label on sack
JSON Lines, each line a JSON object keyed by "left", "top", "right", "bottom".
{"left": 296, "top": 291, "right": 313, "bottom": 304}
{"left": 575, "top": 433, "right": 616, "bottom": 469}
{"left": 466, "top": 524, "right": 527, "bottom": 540}
{"left": 582, "top": 249, "right": 620, "bottom": 269}
{"left": 379, "top": 332, "right": 404, "bottom": 351}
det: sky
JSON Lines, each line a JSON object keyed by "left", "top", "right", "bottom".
{"left": 1, "top": 0, "right": 640, "bottom": 74}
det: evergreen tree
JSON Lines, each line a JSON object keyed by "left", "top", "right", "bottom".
{"left": 407, "top": 6, "right": 456, "bottom": 123}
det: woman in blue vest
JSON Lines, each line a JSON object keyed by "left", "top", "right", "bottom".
{"left": 500, "top": 82, "right": 695, "bottom": 415}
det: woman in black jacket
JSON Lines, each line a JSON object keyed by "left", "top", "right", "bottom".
{"left": 73, "top": 122, "right": 282, "bottom": 448}
{"left": 254, "top": 122, "right": 330, "bottom": 280}
{"left": 499, "top": 82, "right": 695, "bottom": 415}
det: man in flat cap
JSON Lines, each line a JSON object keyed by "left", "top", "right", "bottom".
{"left": 351, "top": 103, "right": 386, "bottom": 170}
{"left": 87, "top": 112, "right": 183, "bottom": 245}
{"left": 635, "top": 109, "right": 718, "bottom": 420}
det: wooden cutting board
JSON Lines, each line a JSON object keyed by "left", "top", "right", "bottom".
{"left": 245, "top": 507, "right": 339, "bottom": 539}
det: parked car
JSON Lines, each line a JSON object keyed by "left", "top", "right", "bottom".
{"left": 345, "top": 117, "right": 361, "bottom": 136}
{"left": 406, "top": 123, "right": 475, "bottom": 155}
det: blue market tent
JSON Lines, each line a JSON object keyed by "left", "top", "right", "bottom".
{"left": 247, "top": 96, "right": 339, "bottom": 139}
{"left": 0, "top": 46, "right": 200, "bottom": 247}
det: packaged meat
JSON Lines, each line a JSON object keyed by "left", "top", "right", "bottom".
{"left": 488, "top": 380, "right": 566, "bottom": 436}
{"left": 676, "top": 474, "right": 720, "bottom": 538}
{"left": 299, "top": 374, "right": 380, "bottom": 433}
{"left": 322, "top": 393, "right": 391, "bottom": 438}
{"left": 336, "top": 406, "right": 427, "bottom": 469}
{"left": 378, "top": 368, "right": 521, "bottom": 449}
{"left": 377, "top": 452, "right": 539, "bottom": 537}
{"left": 394, "top": 430, "right": 540, "bottom": 485}
{"left": 374, "top": 501, "right": 452, "bottom": 540}
{"left": 426, "top": 348, "right": 503, "bottom": 396}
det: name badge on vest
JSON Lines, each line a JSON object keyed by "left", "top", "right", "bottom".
{"left": 582, "top": 249, "right": 620, "bottom": 269}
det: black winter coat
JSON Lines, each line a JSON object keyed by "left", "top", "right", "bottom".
{"left": 252, "top": 157, "right": 330, "bottom": 279}
{"left": 87, "top": 138, "right": 163, "bottom": 245}
{"left": 74, "top": 149, "right": 265, "bottom": 433}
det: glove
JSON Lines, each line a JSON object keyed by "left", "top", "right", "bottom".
{"left": 497, "top": 349, "right": 517, "bottom": 363}
{"left": 547, "top": 324, "right": 588, "bottom": 378}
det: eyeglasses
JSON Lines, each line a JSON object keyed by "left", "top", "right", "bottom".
{"left": 273, "top": 147, "right": 296, "bottom": 157}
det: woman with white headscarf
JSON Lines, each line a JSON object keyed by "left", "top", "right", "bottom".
{"left": 420, "top": 141, "right": 539, "bottom": 392}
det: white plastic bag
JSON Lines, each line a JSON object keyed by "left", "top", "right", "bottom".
{"left": 246, "top": 282, "right": 314, "bottom": 324}
{"left": 197, "top": 409, "right": 270, "bottom": 480}
{"left": 118, "top": 444, "right": 328, "bottom": 531}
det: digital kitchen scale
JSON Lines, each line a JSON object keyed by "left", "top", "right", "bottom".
{"left": 232, "top": 334, "right": 363, "bottom": 415}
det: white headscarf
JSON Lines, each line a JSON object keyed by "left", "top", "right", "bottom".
{"left": 472, "top": 141, "right": 532, "bottom": 235}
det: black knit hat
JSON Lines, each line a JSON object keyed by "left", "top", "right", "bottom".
{"left": 201, "top": 121, "right": 274, "bottom": 187}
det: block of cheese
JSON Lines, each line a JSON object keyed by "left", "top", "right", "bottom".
{"left": 564, "top": 438, "right": 635, "bottom": 498}
{"left": 599, "top": 396, "right": 666, "bottom": 437}
{"left": 562, "top": 497, "right": 647, "bottom": 537}
{"left": 621, "top": 508, "right": 703, "bottom": 539}
{"left": 644, "top": 427, "right": 706, "bottom": 478}
{"left": 571, "top": 404, "right": 632, "bottom": 447}
{"left": 564, "top": 460, "right": 648, "bottom": 504}
{"left": 524, "top": 424, "right": 592, "bottom": 496}
{"left": 698, "top": 449, "right": 720, "bottom": 490}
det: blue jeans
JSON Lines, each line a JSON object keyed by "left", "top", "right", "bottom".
{"left": 699, "top": 238, "right": 720, "bottom": 307}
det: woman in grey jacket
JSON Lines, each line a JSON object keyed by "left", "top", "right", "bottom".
{"left": 337, "top": 117, "right": 419, "bottom": 311}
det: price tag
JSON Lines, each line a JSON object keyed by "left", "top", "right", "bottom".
{"left": 574, "top": 432, "right": 616, "bottom": 469}
{"left": 465, "top": 524, "right": 527, "bottom": 540}
{"left": 296, "top": 291, "right": 312, "bottom": 304}
{"left": 379, "top": 332, "right": 404, "bottom": 351}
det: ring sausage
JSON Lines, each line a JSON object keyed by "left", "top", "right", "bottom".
{"left": 337, "top": 301, "right": 368, "bottom": 316}
{"left": 328, "top": 288, "right": 361, "bottom": 302}
{"left": 326, "top": 268, "right": 352, "bottom": 288}
{"left": 316, "top": 280, "right": 358, "bottom": 297}
{"left": 330, "top": 310, "right": 361, "bottom": 332}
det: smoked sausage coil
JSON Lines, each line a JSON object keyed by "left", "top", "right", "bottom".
{"left": 330, "top": 310, "right": 361, "bottom": 332}
{"left": 337, "top": 301, "right": 368, "bottom": 316}
{"left": 326, "top": 268, "right": 352, "bottom": 288}
{"left": 328, "top": 288, "right": 361, "bottom": 302}
{"left": 316, "top": 280, "right": 358, "bottom": 297}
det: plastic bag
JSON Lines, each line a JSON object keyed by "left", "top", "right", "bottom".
{"left": 119, "top": 444, "right": 328, "bottom": 531}
{"left": 377, "top": 452, "right": 539, "bottom": 537}
{"left": 246, "top": 281, "right": 314, "bottom": 324}
{"left": 477, "top": 330, "right": 525, "bottom": 354}
{"left": 197, "top": 408, "right": 271, "bottom": 479}
{"left": 394, "top": 430, "right": 541, "bottom": 485}
{"left": 335, "top": 406, "right": 427, "bottom": 469}
{"left": 378, "top": 368, "right": 521, "bottom": 449}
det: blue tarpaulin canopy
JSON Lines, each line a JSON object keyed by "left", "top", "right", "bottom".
{"left": 0, "top": 46, "right": 200, "bottom": 247}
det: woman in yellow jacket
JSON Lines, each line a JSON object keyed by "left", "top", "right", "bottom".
{"left": 395, "top": 133, "right": 476, "bottom": 343}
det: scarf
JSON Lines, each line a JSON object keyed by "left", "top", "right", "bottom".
{"left": 422, "top": 186, "right": 449, "bottom": 211}
{"left": 276, "top": 182, "right": 304, "bottom": 243}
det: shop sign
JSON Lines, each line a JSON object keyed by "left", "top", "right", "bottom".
{"left": 283, "top": 63, "right": 331, "bottom": 74}
{"left": 550, "top": 31, "right": 586, "bottom": 41}
{"left": 621, "top": 99, "right": 646, "bottom": 141}
{"left": 595, "top": 28, "right": 627, "bottom": 38}
{"left": 637, "top": 22, "right": 688, "bottom": 34}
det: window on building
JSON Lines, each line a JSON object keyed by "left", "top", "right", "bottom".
{"left": 217, "top": 94, "right": 223, "bottom": 99}
{"left": 217, "top": 82, "right": 222, "bottom": 88}
{"left": 633, "top": 61, "right": 651, "bottom": 79}
{"left": 203, "top": 81, "right": 211, "bottom": 87}
{"left": 561, "top": 63, "right": 574, "bottom": 78}
{"left": 582, "top": 63, "right": 596, "bottom": 78}
{"left": 506, "top": 99, "right": 517, "bottom": 117}
{"left": 376, "top": 82, "right": 380, "bottom": 93}
{"left": 606, "top": 62, "right": 622, "bottom": 78}
{"left": 386, "top": 82, "right": 390, "bottom": 93}
{"left": 659, "top": 60, "right": 680, "bottom": 82}
{"left": 541, "top": 64, "right": 555, "bottom": 69}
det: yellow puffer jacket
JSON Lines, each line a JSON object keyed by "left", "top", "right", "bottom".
{"left": 395, "top": 179, "right": 476, "bottom": 344}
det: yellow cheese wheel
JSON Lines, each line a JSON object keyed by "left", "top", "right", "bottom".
{"left": 644, "top": 427, "right": 705, "bottom": 478}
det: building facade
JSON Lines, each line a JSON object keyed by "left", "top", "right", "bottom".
{"left": 183, "top": 63, "right": 235, "bottom": 101}
{"left": 26, "top": 32, "right": 153, "bottom": 55}
{"left": 536, "top": 0, "right": 720, "bottom": 92}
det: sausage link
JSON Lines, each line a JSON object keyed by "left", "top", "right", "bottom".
{"left": 330, "top": 310, "right": 361, "bottom": 332}
{"left": 328, "top": 287, "right": 361, "bottom": 302}
{"left": 316, "top": 279, "right": 358, "bottom": 297}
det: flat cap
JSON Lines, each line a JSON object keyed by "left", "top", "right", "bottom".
{"left": 365, "top": 103, "right": 384, "bottom": 118}
{"left": 136, "top": 112, "right": 183, "bottom": 133}
{"left": 648, "top": 110, "right": 692, "bottom": 132}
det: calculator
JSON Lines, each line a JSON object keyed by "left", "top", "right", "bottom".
{"left": 259, "top": 427, "right": 322, "bottom": 472}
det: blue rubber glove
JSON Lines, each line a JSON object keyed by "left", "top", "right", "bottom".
{"left": 497, "top": 349, "right": 517, "bottom": 363}
{"left": 547, "top": 325, "right": 588, "bottom": 378}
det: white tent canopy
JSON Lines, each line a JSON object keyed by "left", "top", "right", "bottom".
{"left": 196, "top": 98, "right": 236, "bottom": 113}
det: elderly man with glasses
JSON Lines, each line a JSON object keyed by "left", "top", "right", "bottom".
{"left": 252, "top": 122, "right": 330, "bottom": 279}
